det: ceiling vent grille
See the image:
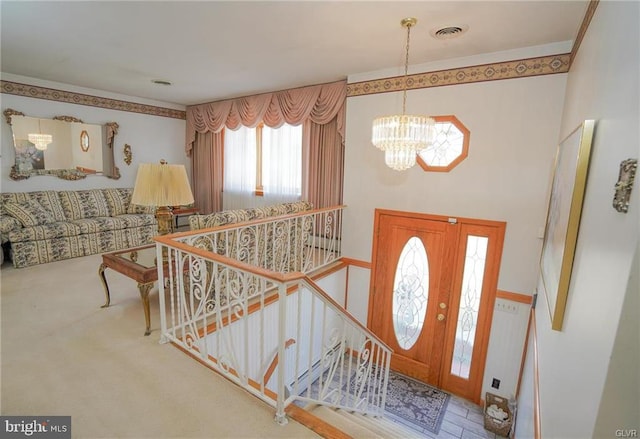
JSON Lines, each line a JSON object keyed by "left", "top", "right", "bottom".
{"left": 433, "top": 25, "right": 468, "bottom": 40}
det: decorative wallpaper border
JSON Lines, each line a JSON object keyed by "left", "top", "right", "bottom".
{"left": 0, "top": 80, "right": 186, "bottom": 120}
{"left": 570, "top": 0, "right": 599, "bottom": 68}
{"left": 347, "top": 54, "right": 571, "bottom": 97}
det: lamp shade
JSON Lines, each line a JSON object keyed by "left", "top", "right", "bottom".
{"left": 131, "top": 162, "right": 194, "bottom": 207}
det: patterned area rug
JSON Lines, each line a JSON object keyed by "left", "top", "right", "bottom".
{"left": 384, "top": 371, "right": 450, "bottom": 434}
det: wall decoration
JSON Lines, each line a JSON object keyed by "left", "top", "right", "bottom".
{"left": 123, "top": 144, "right": 132, "bottom": 166}
{"left": 80, "top": 130, "right": 90, "bottom": 152}
{"left": 612, "top": 158, "right": 637, "bottom": 213}
{"left": 540, "top": 120, "right": 595, "bottom": 331}
{"left": 4, "top": 109, "right": 121, "bottom": 181}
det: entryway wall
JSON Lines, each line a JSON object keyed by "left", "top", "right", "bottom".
{"left": 340, "top": 43, "right": 568, "bottom": 402}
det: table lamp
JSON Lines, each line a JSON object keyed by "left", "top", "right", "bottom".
{"left": 131, "top": 160, "right": 194, "bottom": 235}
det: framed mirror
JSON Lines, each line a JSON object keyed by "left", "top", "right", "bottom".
{"left": 4, "top": 109, "right": 120, "bottom": 181}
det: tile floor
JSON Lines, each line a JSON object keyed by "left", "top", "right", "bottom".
{"left": 386, "top": 393, "right": 500, "bottom": 439}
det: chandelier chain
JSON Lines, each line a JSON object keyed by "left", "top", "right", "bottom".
{"left": 402, "top": 22, "right": 412, "bottom": 115}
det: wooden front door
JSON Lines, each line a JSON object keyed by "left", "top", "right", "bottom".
{"left": 368, "top": 209, "right": 505, "bottom": 402}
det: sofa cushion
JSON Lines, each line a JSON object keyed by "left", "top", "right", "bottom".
{"left": 59, "top": 190, "right": 111, "bottom": 220}
{"left": 115, "top": 214, "right": 157, "bottom": 228}
{"left": 190, "top": 207, "right": 266, "bottom": 230}
{"left": 102, "top": 188, "right": 132, "bottom": 216}
{"left": 9, "top": 222, "right": 82, "bottom": 243}
{"left": 70, "top": 217, "right": 130, "bottom": 234}
{"left": 189, "top": 201, "right": 313, "bottom": 231}
{"left": 127, "top": 204, "right": 157, "bottom": 215}
{"left": 267, "top": 201, "right": 314, "bottom": 216}
{"left": 1, "top": 191, "right": 66, "bottom": 221}
{"left": 70, "top": 214, "right": 156, "bottom": 234}
{"left": 4, "top": 200, "right": 56, "bottom": 227}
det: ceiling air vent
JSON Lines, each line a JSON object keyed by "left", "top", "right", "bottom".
{"left": 432, "top": 25, "right": 468, "bottom": 40}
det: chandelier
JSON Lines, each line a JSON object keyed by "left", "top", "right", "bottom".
{"left": 28, "top": 133, "right": 53, "bottom": 151}
{"left": 372, "top": 18, "right": 435, "bottom": 171}
{"left": 28, "top": 119, "right": 52, "bottom": 151}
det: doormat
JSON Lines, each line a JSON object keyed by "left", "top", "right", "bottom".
{"left": 384, "top": 371, "right": 450, "bottom": 435}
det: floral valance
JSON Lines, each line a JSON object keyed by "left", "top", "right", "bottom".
{"left": 185, "top": 80, "right": 346, "bottom": 154}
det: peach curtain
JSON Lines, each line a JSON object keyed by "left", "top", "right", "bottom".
{"left": 305, "top": 118, "right": 344, "bottom": 208}
{"left": 186, "top": 80, "right": 346, "bottom": 211}
{"left": 185, "top": 80, "right": 346, "bottom": 153}
{"left": 191, "top": 131, "right": 223, "bottom": 214}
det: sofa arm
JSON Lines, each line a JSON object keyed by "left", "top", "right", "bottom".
{"left": 0, "top": 215, "right": 22, "bottom": 243}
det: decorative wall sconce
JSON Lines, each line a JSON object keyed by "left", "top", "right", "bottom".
{"left": 123, "top": 144, "right": 132, "bottom": 166}
{"left": 612, "top": 158, "right": 637, "bottom": 213}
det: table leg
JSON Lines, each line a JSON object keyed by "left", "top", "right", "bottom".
{"left": 98, "top": 263, "right": 111, "bottom": 308}
{"left": 138, "top": 282, "right": 154, "bottom": 336}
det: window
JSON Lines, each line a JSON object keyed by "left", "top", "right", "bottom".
{"left": 417, "top": 115, "right": 470, "bottom": 172}
{"left": 224, "top": 123, "right": 303, "bottom": 197}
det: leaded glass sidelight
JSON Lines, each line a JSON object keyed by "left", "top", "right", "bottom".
{"left": 451, "top": 235, "right": 489, "bottom": 379}
{"left": 392, "top": 236, "right": 429, "bottom": 350}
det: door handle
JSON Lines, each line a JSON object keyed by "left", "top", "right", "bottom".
{"left": 439, "top": 302, "right": 447, "bottom": 309}
{"left": 437, "top": 313, "right": 445, "bottom": 321}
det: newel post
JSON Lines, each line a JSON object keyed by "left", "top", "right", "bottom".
{"left": 274, "top": 282, "right": 289, "bottom": 425}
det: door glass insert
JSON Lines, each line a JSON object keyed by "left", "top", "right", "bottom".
{"left": 392, "top": 236, "right": 429, "bottom": 349}
{"left": 451, "top": 235, "right": 488, "bottom": 379}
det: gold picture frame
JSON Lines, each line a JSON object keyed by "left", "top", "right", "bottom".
{"left": 540, "top": 120, "right": 595, "bottom": 331}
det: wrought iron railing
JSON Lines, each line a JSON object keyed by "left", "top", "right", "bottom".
{"left": 154, "top": 206, "right": 392, "bottom": 423}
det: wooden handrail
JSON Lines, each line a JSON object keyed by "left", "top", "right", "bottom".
{"left": 167, "top": 204, "right": 347, "bottom": 237}
{"left": 299, "top": 276, "right": 393, "bottom": 353}
{"left": 532, "top": 308, "right": 541, "bottom": 439}
{"left": 262, "top": 338, "right": 296, "bottom": 385}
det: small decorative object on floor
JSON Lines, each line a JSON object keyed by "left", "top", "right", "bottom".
{"left": 484, "top": 392, "right": 514, "bottom": 437}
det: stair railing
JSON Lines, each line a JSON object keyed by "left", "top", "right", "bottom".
{"left": 154, "top": 206, "right": 392, "bottom": 423}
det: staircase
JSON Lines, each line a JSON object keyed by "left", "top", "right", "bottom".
{"left": 156, "top": 206, "right": 396, "bottom": 425}
{"left": 288, "top": 403, "right": 424, "bottom": 439}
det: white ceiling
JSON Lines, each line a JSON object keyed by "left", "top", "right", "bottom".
{"left": 1, "top": 1, "right": 589, "bottom": 107}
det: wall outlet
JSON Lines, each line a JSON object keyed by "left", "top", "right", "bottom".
{"left": 492, "top": 378, "right": 501, "bottom": 389}
{"left": 496, "top": 301, "right": 518, "bottom": 314}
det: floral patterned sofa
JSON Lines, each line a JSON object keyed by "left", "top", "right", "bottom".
{"left": 188, "top": 201, "right": 314, "bottom": 272}
{"left": 189, "top": 201, "right": 313, "bottom": 231}
{"left": 0, "top": 188, "right": 157, "bottom": 268}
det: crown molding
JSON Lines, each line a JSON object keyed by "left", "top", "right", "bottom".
{"left": 0, "top": 80, "right": 186, "bottom": 120}
{"left": 347, "top": 54, "right": 571, "bottom": 98}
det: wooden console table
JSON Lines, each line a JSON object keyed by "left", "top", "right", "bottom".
{"left": 172, "top": 207, "right": 199, "bottom": 230}
{"left": 98, "top": 244, "right": 164, "bottom": 336}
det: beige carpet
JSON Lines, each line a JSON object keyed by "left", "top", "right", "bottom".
{"left": 0, "top": 253, "right": 320, "bottom": 439}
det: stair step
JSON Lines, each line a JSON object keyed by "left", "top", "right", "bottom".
{"left": 340, "top": 412, "right": 424, "bottom": 439}
{"left": 313, "top": 406, "right": 385, "bottom": 438}
{"left": 310, "top": 405, "right": 423, "bottom": 439}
